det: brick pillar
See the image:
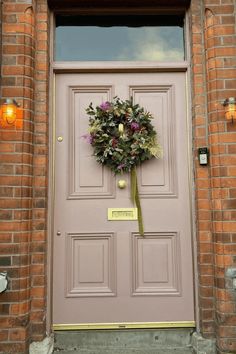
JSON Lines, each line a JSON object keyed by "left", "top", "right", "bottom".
{"left": 30, "top": 0, "right": 49, "bottom": 342}
{"left": 0, "top": 0, "right": 49, "bottom": 352}
{"left": 0, "top": 2, "right": 35, "bottom": 352}
{"left": 204, "top": 2, "right": 236, "bottom": 353}
{"left": 190, "top": 0, "right": 216, "bottom": 339}
{"left": 191, "top": 0, "right": 236, "bottom": 353}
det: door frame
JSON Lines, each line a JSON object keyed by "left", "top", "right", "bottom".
{"left": 47, "top": 9, "right": 199, "bottom": 334}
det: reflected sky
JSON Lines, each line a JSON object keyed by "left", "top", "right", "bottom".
{"left": 55, "top": 26, "right": 184, "bottom": 62}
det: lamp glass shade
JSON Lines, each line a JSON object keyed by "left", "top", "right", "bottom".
{"left": 226, "top": 104, "right": 236, "bottom": 122}
{"left": 223, "top": 97, "right": 236, "bottom": 122}
{"left": 2, "top": 99, "right": 17, "bottom": 125}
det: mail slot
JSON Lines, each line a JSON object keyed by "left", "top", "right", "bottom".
{"left": 108, "top": 208, "right": 138, "bottom": 221}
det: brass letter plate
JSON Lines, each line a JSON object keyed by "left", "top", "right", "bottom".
{"left": 108, "top": 208, "right": 137, "bottom": 221}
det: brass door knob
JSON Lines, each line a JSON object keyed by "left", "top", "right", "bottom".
{"left": 118, "top": 180, "right": 127, "bottom": 189}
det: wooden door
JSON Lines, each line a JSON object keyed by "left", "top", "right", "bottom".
{"left": 53, "top": 72, "right": 194, "bottom": 326}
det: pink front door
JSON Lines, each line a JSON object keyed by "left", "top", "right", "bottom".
{"left": 53, "top": 72, "right": 194, "bottom": 326}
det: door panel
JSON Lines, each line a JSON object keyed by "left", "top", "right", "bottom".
{"left": 69, "top": 86, "right": 115, "bottom": 199}
{"left": 66, "top": 233, "right": 116, "bottom": 297}
{"left": 131, "top": 85, "right": 177, "bottom": 197}
{"left": 131, "top": 232, "right": 181, "bottom": 296}
{"left": 53, "top": 73, "right": 194, "bottom": 325}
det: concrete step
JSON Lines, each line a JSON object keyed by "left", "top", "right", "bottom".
{"left": 53, "top": 329, "right": 194, "bottom": 353}
{"left": 53, "top": 349, "right": 193, "bottom": 354}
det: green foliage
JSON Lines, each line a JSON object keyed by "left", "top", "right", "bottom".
{"left": 85, "top": 97, "right": 162, "bottom": 174}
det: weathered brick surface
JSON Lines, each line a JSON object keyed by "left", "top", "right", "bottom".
{"left": 0, "top": 0, "right": 49, "bottom": 352}
{"left": 30, "top": 0, "right": 49, "bottom": 343}
{"left": 190, "top": 0, "right": 236, "bottom": 353}
{"left": 0, "top": 0, "right": 235, "bottom": 353}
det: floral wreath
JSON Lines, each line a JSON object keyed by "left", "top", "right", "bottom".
{"left": 84, "top": 97, "right": 162, "bottom": 235}
{"left": 84, "top": 97, "right": 161, "bottom": 174}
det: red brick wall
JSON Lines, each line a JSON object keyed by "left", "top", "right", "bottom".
{"left": 30, "top": 0, "right": 49, "bottom": 342}
{"left": 190, "top": 0, "right": 215, "bottom": 339}
{"left": 0, "top": 0, "right": 235, "bottom": 353}
{"left": 0, "top": 0, "right": 49, "bottom": 352}
{"left": 190, "top": 0, "right": 236, "bottom": 353}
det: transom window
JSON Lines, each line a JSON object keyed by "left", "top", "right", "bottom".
{"left": 55, "top": 15, "right": 185, "bottom": 62}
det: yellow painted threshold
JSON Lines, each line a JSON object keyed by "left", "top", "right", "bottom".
{"left": 53, "top": 321, "right": 195, "bottom": 331}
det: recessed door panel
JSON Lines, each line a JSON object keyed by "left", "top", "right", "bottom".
{"left": 68, "top": 86, "right": 115, "bottom": 199}
{"left": 130, "top": 85, "right": 177, "bottom": 197}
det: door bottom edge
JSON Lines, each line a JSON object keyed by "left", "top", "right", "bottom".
{"left": 52, "top": 321, "right": 195, "bottom": 331}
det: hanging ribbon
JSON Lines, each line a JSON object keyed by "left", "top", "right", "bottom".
{"left": 131, "top": 167, "right": 144, "bottom": 236}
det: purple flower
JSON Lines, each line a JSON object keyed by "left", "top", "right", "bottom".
{"left": 82, "top": 134, "right": 93, "bottom": 144}
{"left": 130, "top": 122, "right": 140, "bottom": 131}
{"left": 100, "top": 101, "right": 111, "bottom": 111}
{"left": 117, "top": 163, "right": 126, "bottom": 170}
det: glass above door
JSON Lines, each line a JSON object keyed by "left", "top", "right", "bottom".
{"left": 55, "top": 15, "right": 185, "bottom": 62}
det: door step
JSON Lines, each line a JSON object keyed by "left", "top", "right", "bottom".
{"left": 53, "top": 328, "right": 194, "bottom": 353}
{"left": 53, "top": 350, "right": 193, "bottom": 354}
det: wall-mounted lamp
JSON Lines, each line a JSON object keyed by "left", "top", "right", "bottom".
{"left": 223, "top": 97, "right": 236, "bottom": 123}
{"left": 0, "top": 99, "right": 20, "bottom": 127}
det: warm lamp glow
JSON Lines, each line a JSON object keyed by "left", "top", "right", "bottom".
{"left": 2, "top": 99, "right": 18, "bottom": 125}
{"left": 223, "top": 97, "right": 236, "bottom": 123}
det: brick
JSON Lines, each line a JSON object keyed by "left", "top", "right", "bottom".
{"left": 218, "top": 338, "right": 236, "bottom": 351}
{"left": 10, "top": 302, "right": 30, "bottom": 316}
{"left": 0, "top": 343, "right": 27, "bottom": 353}
{"left": 217, "top": 301, "right": 236, "bottom": 313}
{"left": 30, "top": 323, "right": 45, "bottom": 338}
{"left": 222, "top": 199, "right": 236, "bottom": 209}
{"left": 0, "top": 256, "right": 11, "bottom": 266}
{"left": 9, "top": 328, "right": 27, "bottom": 341}
{"left": 30, "top": 287, "right": 45, "bottom": 298}
{"left": 0, "top": 187, "right": 14, "bottom": 197}
{"left": 31, "top": 299, "right": 45, "bottom": 310}
{"left": 0, "top": 244, "right": 19, "bottom": 255}
{"left": 0, "top": 330, "right": 8, "bottom": 341}
{"left": 0, "top": 304, "right": 10, "bottom": 315}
